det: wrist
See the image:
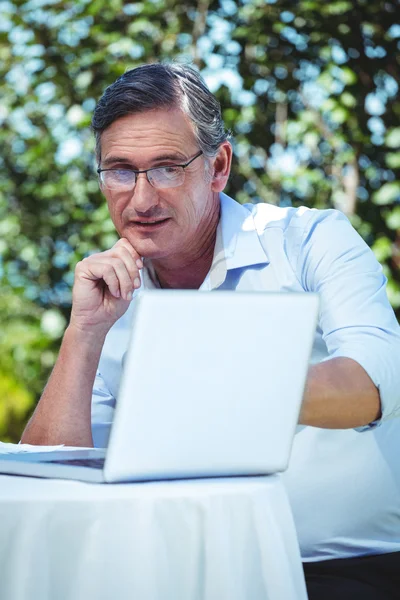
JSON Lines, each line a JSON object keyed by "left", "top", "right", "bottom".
{"left": 65, "top": 321, "right": 109, "bottom": 347}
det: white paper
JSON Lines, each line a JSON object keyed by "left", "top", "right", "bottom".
{"left": 0, "top": 442, "right": 65, "bottom": 454}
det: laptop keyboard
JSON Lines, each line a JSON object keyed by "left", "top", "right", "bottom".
{"left": 47, "top": 458, "right": 105, "bottom": 469}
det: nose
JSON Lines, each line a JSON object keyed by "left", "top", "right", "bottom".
{"left": 129, "top": 172, "right": 159, "bottom": 214}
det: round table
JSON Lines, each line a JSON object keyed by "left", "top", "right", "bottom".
{"left": 0, "top": 473, "right": 307, "bottom": 600}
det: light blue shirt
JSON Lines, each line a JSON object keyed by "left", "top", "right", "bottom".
{"left": 92, "top": 193, "right": 400, "bottom": 561}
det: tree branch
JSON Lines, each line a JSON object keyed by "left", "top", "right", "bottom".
{"left": 191, "top": 0, "right": 210, "bottom": 67}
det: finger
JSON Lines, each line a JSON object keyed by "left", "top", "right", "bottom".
{"left": 102, "top": 257, "right": 135, "bottom": 300}
{"left": 115, "top": 238, "right": 143, "bottom": 269}
{"left": 110, "top": 240, "right": 142, "bottom": 292}
{"left": 83, "top": 261, "right": 122, "bottom": 299}
{"left": 113, "top": 257, "right": 140, "bottom": 300}
{"left": 81, "top": 257, "right": 133, "bottom": 300}
{"left": 110, "top": 244, "right": 141, "bottom": 285}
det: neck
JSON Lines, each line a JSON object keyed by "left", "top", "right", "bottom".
{"left": 151, "top": 208, "right": 220, "bottom": 290}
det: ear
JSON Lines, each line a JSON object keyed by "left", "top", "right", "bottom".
{"left": 211, "top": 142, "right": 233, "bottom": 193}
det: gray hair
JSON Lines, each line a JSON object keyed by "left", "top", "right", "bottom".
{"left": 91, "top": 62, "right": 230, "bottom": 164}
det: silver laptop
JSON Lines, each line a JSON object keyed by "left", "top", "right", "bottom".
{"left": 0, "top": 291, "right": 318, "bottom": 483}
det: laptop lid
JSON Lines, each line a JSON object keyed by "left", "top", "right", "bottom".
{"left": 104, "top": 291, "right": 318, "bottom": 483}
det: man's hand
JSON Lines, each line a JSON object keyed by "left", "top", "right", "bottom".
{"left": 21, "top": 238, "right": 143, "bottom": 446}
{"left": 70, "top": 238, "right": 143, "bottom": 335}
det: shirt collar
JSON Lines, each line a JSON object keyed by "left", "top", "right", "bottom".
{"left": 218, "top": 192, "right": 269, "bottom": 270}
{"left": 142, "top": 192, "right": 269, "bottom": 291}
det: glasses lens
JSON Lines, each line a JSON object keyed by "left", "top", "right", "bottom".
{"left": 101, "top": 170, "right": 136, "bottom": 190}
{"left": 148, "top": 166, "right": 185, "bottom": 189}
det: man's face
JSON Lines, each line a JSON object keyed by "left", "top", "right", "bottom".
{"left": 99, "top": 108, "right": 227, "bottom": 264}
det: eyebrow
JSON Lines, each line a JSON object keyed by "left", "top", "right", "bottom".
{"left": 101, "top": 153, "right": 187, "bottom": 168}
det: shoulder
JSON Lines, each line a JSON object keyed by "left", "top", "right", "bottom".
{"left": 244, "top": 201, "right": 350, "bottom": 237}
{"left": 220, "top": 193, "right": 350, "bottom": 238}
{"left": 241, "top": 201, "right": 366, "bottom": 280}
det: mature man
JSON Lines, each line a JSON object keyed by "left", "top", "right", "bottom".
{"left": 22, "top": 63, "right": 400, "bottom": 599}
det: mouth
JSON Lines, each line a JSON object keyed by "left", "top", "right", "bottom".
{"left": 130, "top": 218, "right": 170, "bottom": 230}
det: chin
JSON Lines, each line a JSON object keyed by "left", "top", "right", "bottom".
{"left": 131, "top": 238, "right": 173, "bottom": 260}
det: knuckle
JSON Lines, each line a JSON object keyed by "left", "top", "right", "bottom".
{"left": 75, "top": 259, "right": 89, "bottom": 274}
{"left": 77, "top": 253, "right": 98, "bottom": 266}
{"left": 117, "top": 238, "right": 138, "bottom": 256}
{"left": 115, "top": 238, "right": 130, "bottom": 252}
{"left": 103, "top": 264, "right": 116, "bottom": 278}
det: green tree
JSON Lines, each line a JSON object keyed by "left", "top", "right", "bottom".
{"left": 213, "top": 0, "right": 400, "bottom": 304}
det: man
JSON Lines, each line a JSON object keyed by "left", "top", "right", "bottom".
{"left": 22, "top": 63, "right": 400, "bottom": 599}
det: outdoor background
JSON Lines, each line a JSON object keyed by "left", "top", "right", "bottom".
{"left": 1, "top": 0, "right": 399, "bottom": 442}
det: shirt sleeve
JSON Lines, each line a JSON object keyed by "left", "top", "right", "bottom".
{"left": 91, "top": 370, "right": 116, "bottom": 448}
{"left": 296, "top": 208, "right": 400, "bottom": 428}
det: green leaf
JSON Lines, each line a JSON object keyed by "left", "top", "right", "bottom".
{"left": 386, "top": 280, "right": 400, "bottom": 308}
{"left": 386, "top": 128, "right": 400, "bottom": 149}
{"left": 338, "top": 67, "right": 357, "bottom": 85}
{"left": 330, "top": 106, "right": 348, "bottom": 124}
{"left": 323, "top": 1, "right": 352, "bottom": 15}
{"left": 372, "top": 182, "right": 400, "bottom": 206}
{"left": 372, "top": 236, "right": 392, "bottom": 262}
{"left": 385, "top": 153, "right": 400, "bottom": 169}
{"left": 384, "top": 207, "right": 400, "bottom": 230}
{"left": 340, "top": 92, "right": 356, "bottom": 108}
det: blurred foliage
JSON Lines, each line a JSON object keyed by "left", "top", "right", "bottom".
{"left": 0, "top": 285, "right": 65, "bottom": 441}
{"left": 0, "top": 0, "right": 399, "bottom": 441}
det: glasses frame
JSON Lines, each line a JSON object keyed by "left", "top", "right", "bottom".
{"left": 97, "top": 150, "right": 204, "bottom": 190}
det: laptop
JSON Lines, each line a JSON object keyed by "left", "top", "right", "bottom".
{"left": 0, "top": 290, "right": 318, "bottom": 483}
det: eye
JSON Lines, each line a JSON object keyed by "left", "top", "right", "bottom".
{"left": 157, "top": 166, "right": 181, "bottom": 178}
{"left": 112, "top": 169, "right": 134, "bottom": 182}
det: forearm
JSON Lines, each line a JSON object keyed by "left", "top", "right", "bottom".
{"left": 299, "top": 357, "right": 381, "bottom": 429}
{"left": 21, "top": 325, "right": 106, "bottom": 447}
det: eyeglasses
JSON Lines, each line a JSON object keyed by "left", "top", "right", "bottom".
{"left": 97, "top": 151, "right": 203, "bottom": 191}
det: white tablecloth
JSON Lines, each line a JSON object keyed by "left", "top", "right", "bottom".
{"left": 0, "top": 474, "right": 307, "bottom": 600}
